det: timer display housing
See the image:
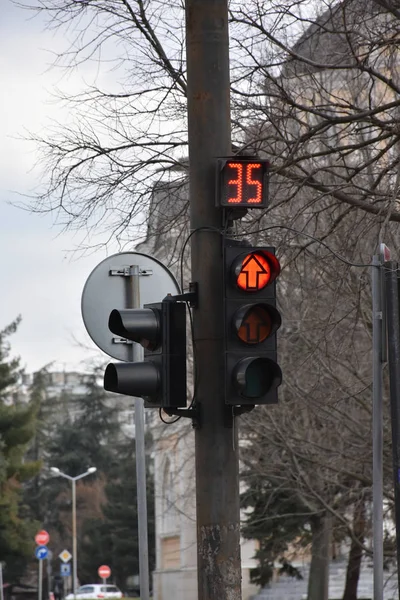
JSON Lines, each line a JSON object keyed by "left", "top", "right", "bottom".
{"left": 217, "top": 158, "right": 269, "bottom": 208}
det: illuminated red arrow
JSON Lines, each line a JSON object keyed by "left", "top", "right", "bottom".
{"left": 238, "top": 253, "right": 271, "bottom": 290}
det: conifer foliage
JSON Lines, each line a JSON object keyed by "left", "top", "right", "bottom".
{"left": 0, "top": 318, "right": 40, "bottom": 582}
{"left": 80, "top": 439, "right": 155, "bottom": 590}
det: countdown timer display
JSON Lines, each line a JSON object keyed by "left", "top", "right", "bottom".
{"left": 217, "top": 158, "right": 269, "bottom": 208}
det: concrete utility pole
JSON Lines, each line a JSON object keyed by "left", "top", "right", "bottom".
{"left": 185, "top": 2, "right": 242, "bottom": 600}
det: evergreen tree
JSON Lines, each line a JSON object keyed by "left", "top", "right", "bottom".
{"left": 47, "top": 369, "right": 121, "bottom": 477}
{"left": 241, "top": 461, "right": 308, "bottom": 587}
{"left": 0, "top": 318, "right": 40, "bottom": 582}
{"left": 24, "top": 367, "right": 128, "bottom": 570}
{"left": 23, "top": 368, "right": 67, "bottom": 529}
{"left": 80, "top": 439, "right": 155, "bottom": 591}
{"left": 23, "top": 363, "right": 152, "bottom": 589}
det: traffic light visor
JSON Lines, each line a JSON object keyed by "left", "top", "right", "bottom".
{"left": 233, "top": 251, "right": 280, "bottom": 292}
{"left": 234, "top": 303, "right": 281, "bottom": 344}
{"left": 233, "top": 357, "right": 282, "bottom": 399}
{"left": 104, "top": 362, "right": 159, "bottom": 397}
{"left": 108, "top": 308, "right": 160, "bottom": 350}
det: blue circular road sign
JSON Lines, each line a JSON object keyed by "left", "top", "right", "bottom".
{"left": 35, "top": 545, "right": 49, "bottom": 560}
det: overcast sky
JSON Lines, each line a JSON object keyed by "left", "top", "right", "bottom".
{"left": 1, "top": 1, "right": 122, "bottom": 373}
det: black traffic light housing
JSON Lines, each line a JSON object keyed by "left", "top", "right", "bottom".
{"left": 224, "top": 239, "right": 282, "bottom": 405}
{"left": 104, "top": 299, "right": 187, "bottom": 408}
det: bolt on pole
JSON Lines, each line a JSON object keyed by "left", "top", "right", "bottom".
{"left": 185, "top": 1, "right": 242, "bottom": 600}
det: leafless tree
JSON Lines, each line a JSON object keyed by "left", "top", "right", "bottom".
{"left": 16, "top": 0, "right": 400, "bottom": 598}
{"left": 18, "top": 0, "right": 400, "bottom": 243}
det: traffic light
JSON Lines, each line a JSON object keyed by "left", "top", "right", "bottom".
{"left": 224, "top": 240, "right": 282, "bottom": 405}
{"left": 104, "top": 299, "right": 187, "bottom": 408}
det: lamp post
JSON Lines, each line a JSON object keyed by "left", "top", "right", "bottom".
{"left": 50, "top": 467, "right": 97, "bottom": 598}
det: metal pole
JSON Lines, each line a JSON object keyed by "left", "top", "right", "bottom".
{"left": 185, "top": 2, "right": 242, "bottom": 600}
{"left": 0, "top": 562, "right": 4, "bottom": 600}
{"left": 130, "top": 265, "right": 150, "bottom": 600}
{"left": 372, "top": 255, "right": 384, "bottom": 600}
{"left": 39, "top": 560, "right": 43, "bottom": 600}
{"left": 384, "top": 260, "right": 400, "bottom": 597}
{"left": 72, "top": 479, "right": 77, "bottom": 599}
{"left": 47, "top": 550, "right": 53, "bottom": 600}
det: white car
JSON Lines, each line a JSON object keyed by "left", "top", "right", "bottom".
{"left": 65, "top": 585, "right": 122, "bottom": 600}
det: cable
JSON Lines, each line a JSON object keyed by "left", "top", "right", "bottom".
{"left": 179, "top": 226, "right": 223, "bottom": 291}
{"left": 159, "top": 408, "right": 181, "bottom": 424}
{"left": 161, "top": 226, "right": 223, "bottom": 426}
{"left": 232, "top": 225, "right": 372, "bottom": 268}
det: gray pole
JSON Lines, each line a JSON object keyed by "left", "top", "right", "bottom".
{"left": 130, "top": 265, "right": 150, "bottom": 600}
{"left": 372, "top": 255, "right": 384, "bottom": 600}
{"left": 47, "top": 551, "right": 53, "bottom": 600}
{"left": 38, "top": 560, "right": 43, "bottom": 600}
{"left": 0, "top": 562, "right": 4, "bottom": 600}
{"left": 185, "top": 2, "right": 242, "bottom": 600}
{"left": 384, "top": 260, "right": 400, "bottom": 595}
{"left": 72, "top": 479, "right": 77, "bottom": 599}
{"left": 50, "top": 468, "right": 95, "bottom": 597}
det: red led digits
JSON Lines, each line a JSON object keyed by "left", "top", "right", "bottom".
{"left": 217, "top": 158, "right": 269, "bottom": 208}
{"left": 246, "top": 163, "right": 262, "bottom": 204}
{"left": 227, "top": 163, "right": 243, "bottom": 204}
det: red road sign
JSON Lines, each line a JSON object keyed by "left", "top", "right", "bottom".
{"left": 98, "top": 565, "right": 111, "bottom": 579}
{"left": 35, "top": 530, "right": 50, "bottom": 545}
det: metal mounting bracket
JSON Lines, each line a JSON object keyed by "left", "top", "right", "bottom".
{"left": 112, "top": 337, "right": 133, "bottom": 345}
{"left": 233, "top": 405, "right": 255, "bottom": 417}
{"left": 109, "top": 267, "right": 153, "bottom": 277}
{"left": 164, "top": 282, "right": 198, "bottom": 308}
{"left": 163, "top": 402, "right": 201, "bottom": 429}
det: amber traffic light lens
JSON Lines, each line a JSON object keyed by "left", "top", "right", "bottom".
{"left": 233, "top": 303, "right": 281, "bottom": 344}
{"left": 235, "top": 305, "right": 271, "bottom": 344}
{"left": 234, "top": 251, "right": 280, "bottom": 292}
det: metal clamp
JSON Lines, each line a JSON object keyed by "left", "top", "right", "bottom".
{"left": 109, "top": 267, "right": 153, "bottom": 277}
{"left": 163, "top": 403, "right": 201, "bottom": 429}
{"left": 165, "top": 282, "right": 198, "bottom": 307}
{"left": 111, "top": 337, "right": 133, "bottom": 345}
{"left": 233, "top": 405, "right": 255, "bottom": 417}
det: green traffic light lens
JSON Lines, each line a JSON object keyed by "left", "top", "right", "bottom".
{"left": 245, "top": 359, "right": 273, "bottom": 397}
{"left": 233, "top": 357, "right": 282, "bottom": 399}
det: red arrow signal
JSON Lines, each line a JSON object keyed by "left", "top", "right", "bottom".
{"left": 236, "top": 252, "right": 273, "bottom": 291}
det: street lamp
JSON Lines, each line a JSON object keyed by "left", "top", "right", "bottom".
{"left": 50, "top": 467, "right": 97, "bottom": 598}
